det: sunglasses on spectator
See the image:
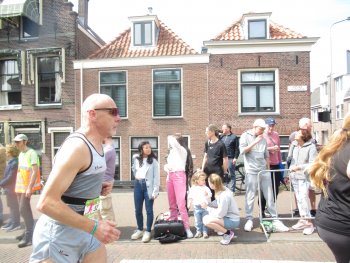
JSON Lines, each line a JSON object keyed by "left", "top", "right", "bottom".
{"left": 94, "top": 108, "right": 119, "bottom": 116}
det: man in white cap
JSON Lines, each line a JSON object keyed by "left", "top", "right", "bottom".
{"left": 13, "top": 133, "right": 41, "bottom": 248}
{"left": 239, "top": 119, "right": 289, "bottom": 232}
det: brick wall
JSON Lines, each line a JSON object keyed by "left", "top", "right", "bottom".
{"left": 208, "top": 52, "right": 311, "bottom": 137}
{"left": 75, "top": 63, "right": 209, "bottom": 190}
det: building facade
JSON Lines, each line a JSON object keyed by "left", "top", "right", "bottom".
{"left": 0, "top": 0, "right": 104, "bottom": 179}
{"left": 74, "top": 12, "right": 318, "bottom": 189}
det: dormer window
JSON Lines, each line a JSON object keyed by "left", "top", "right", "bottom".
{"left": 134, "top": 22, "right": 152, "bottom": 46}
{"left": 129, "top": 15, "right": 159, "bottom": 48}
{"left": 248, "top": 19, "right": 267, "bottom": 39}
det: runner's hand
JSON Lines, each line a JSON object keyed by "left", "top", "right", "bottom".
{"left": 94, "top": 220, "right": 121, "bottom": 244}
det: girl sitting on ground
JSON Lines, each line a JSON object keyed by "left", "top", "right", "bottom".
{"left": 203, "top": 173, "right": 240, "bottom": 245}
{"left": 187, "top": 171, "right": 212, "bottom": 238}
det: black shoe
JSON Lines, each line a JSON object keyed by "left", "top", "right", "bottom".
{"left": 18, "top": 237, "right": 32, "bottom": 248}
{"left": 310, "top": 209, "right": 317, "bottom": 217}
{"left": 16, "top": 232, "right": 25, "bottom": 241}
{"left": 293, "top": 209, "right": 300, "bottom": 217}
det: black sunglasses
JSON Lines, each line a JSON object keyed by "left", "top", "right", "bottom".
{"left": 94, "top": 108, "right": 119, "bottom": 116}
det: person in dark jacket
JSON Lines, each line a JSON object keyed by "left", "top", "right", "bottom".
{"left": 0, "top": 144, "right": 20, "bottom": 231}
{"left": 220, "top": 123, "right": 240, "bottom": 193}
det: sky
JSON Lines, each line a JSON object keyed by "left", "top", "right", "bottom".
{"left": 72, "top": 0, "right": 350, "bottom": 90}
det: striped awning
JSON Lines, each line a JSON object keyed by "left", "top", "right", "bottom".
{"left": 0, "top": 0, "right": 39, "bottom": 24}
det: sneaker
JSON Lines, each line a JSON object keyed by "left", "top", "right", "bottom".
{"left": 18, "top": 236, "right": 32, "bottom": 248}
{"left": 194, "top": 231, "right": 202, "bottom": 238}
{"left": 185, "top": 228, "right": 193, "bottom": 239}
{"left": 244, "top": 220, "right": 253, "bottom": 232}
{"left": 131, "top": 229, "right": 143, "bottom": 240}
{"left": 203, "top": 232, "right": 209, "bottom": 239}
{"left": 1, "top": 222, "right": 12, "bottom": 230}
{"left": 303, "top": 225, "right": 315, "bottom": 235}
{"left": 216, "top": 230, "right": 224, "bottom": 236}
{"left": 264, "top": 209, "right": 272, "bottom": 218}
{"left": 141, "top": 231, "right": 151, "bottom": 243}
{"left": 16, "top": 232, "right": 25, "bottom": 241}
{"left": 6, "top": 224, "right": 21, "bottom": 232}
{"left": 273, "top": 220, "right": 289, "bottom": 232}
{"left": 220, "top": 230, "right": 234, "bottom": 245}
{"left": 292, "top": 220, "right": 308, "bottom": 230}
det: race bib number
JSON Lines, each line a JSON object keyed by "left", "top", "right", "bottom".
{"left": 84, "top": 197, "right": 100, "bottom": 220}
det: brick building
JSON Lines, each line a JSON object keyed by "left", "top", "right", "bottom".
{"left": 74, "top": 13, "right": 209, "bottom": 189}
{"left": 74, "top": 12, "right": 318, "bottom": 190}
{"left": 0, "top": 0, "right": 104, "bottom": 179}
{"left": 204, "top": 12, "right": 318, "bottom": 161}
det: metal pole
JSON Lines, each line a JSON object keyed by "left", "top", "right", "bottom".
{"left": 329, "top": 17, "right": 350, "bottom": 134}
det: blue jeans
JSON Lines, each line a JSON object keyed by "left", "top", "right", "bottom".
{"left": 134, "top": 179, "right": 154, "bottom": 232}
{"left": 228, "top": 159, "right": 236, "bottom": 192}
{"left": 194, "top": 205, "right": 208, "bottom": 233}
{"left": 6, "top": 190, "right": 20, "bottom": 226}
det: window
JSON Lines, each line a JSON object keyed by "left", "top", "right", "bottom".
{"left": 241, "top": 71, "right": 275, "bottom": 112}
{"left": 312, "top": 109, "right": 318, "bottom": 122}
{"left": 0, "top": 60, "right": 21, "bottom": 107}
{"left": 336, "top": 104, "right": 344, "bottom": 119}
{"left": 36, "top": 56, "right": 61, "bottom": 105}
{"left": 279, "top": 135, "right": 290, "bottom": 164}
{"left": 21, "top": 16, "right": 39, "bottom": 38}
{"left": 248, "top": 19, "right": 267, "bottom": 39}
{"left": 130, "top": 137, "right": 158, "bottom": 180}
{"left": 112, "top": 137, "right": 121, "bottom": 181}
{"left": 153, "top": 69, "right": 182, "bottom": 117}
{"left": 134, "top": 22, "right": 152, "bottom": 46}
{"left": 100, "top": 71, "right": 127, "bottom": 117}
{"left": 48, "top": 127, "right": 73, "bottom": 160}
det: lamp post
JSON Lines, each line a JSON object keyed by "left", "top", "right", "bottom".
{"left": 329, "top": 17, "right": 350, "bottom": 133}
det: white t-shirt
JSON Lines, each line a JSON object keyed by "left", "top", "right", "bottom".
{"left": 135, "top": 158, "right": 149, "bottom": 179}
{"left": 188, "top": 185, "right": 212, "bottom": 205}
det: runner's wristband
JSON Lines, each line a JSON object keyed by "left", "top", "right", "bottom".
{"left": 90, "top": 220, "right": 98, "bottom": 235}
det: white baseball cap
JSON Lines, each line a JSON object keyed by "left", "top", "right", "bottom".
{"left": 13, "top": 134, "right": 28, "bottom": 141}
{"left": 253, "top": 118, "right": 267, "bottom": 128}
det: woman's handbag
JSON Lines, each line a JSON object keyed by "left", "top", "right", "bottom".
{"left": 153, "top": 213, "right": 186, "bottom": 239}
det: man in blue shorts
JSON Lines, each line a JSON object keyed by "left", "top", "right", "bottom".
{"left": 30, "top": 94, "right": 121, "bottom": 263}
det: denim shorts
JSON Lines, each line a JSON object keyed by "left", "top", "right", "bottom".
{"left": 30, "top": 215, "right": 101, "bottom": 263}
{"left": 223, "top": 216, "right": 240, "bottom": 230}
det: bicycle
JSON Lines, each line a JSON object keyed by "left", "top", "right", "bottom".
{"left": 234, "top": 162, "right": 246, "bottom": 192}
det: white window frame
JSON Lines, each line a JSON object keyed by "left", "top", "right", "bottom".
{"left": 35, "top": 55, "right": 62, "bottom": 106}
{"left": 152, "top": 68, "right": 183, "bottom": 119}
{"left": 111, "top": 136, "right": 121, "bottom": 182}
{"left": 238, "top": 68, "right": 280, "bottom": 115}
{"left": 99, "top": 70, "right": 128, "bottom": 118}
{"left": 0, "top": 59, "right": 22, "bottom": 110}
{"left": 48, "top": 127, "right": 73, "bottom": 162}
{"left": 248, "top": 19, "right": 267, "bottom": 39}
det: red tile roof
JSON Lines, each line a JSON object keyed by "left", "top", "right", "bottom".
{"left": 89, "top": 20, "right": 197, "bottom": 59}
{"left": 213, "top": 20, "right": 304, "bottom": 41}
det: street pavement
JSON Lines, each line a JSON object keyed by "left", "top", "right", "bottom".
{"left": 0, "top": 188, "right": 335, "bottom": 263}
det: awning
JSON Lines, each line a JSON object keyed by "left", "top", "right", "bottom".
{"left": 0, "top": 0, "right": 39, "bottom": 24}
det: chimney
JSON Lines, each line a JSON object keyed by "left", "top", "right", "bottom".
{"left": 78, "top": 0, "right": 89, "bottom": 27}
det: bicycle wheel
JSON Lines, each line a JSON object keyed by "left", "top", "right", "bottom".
{"left": 235, "top": 163, "right": 246, "bottom": 192}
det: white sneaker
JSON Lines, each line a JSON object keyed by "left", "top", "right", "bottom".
{"left": 244, "top": 220, "right": 253, "bottom": 232}
{"left": 142, "top": 231, "right": 151, "bottom": 242}
{"left": 273, "top": 220, "right": 289, "bottom": 232}
{"left": 185, "top": 228, "right": 193, "bottom": 239}
{"left": 217, "top": 231, "right": 224, "bottom": 236}
{"left": 292, "top": 220, "right": 308, "bottom": 230}
{"left": 131, "top": 229, "right": 143, "bottom": 240}
{"left": 303, "top": 223, "right": 315, "bottom": 235}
